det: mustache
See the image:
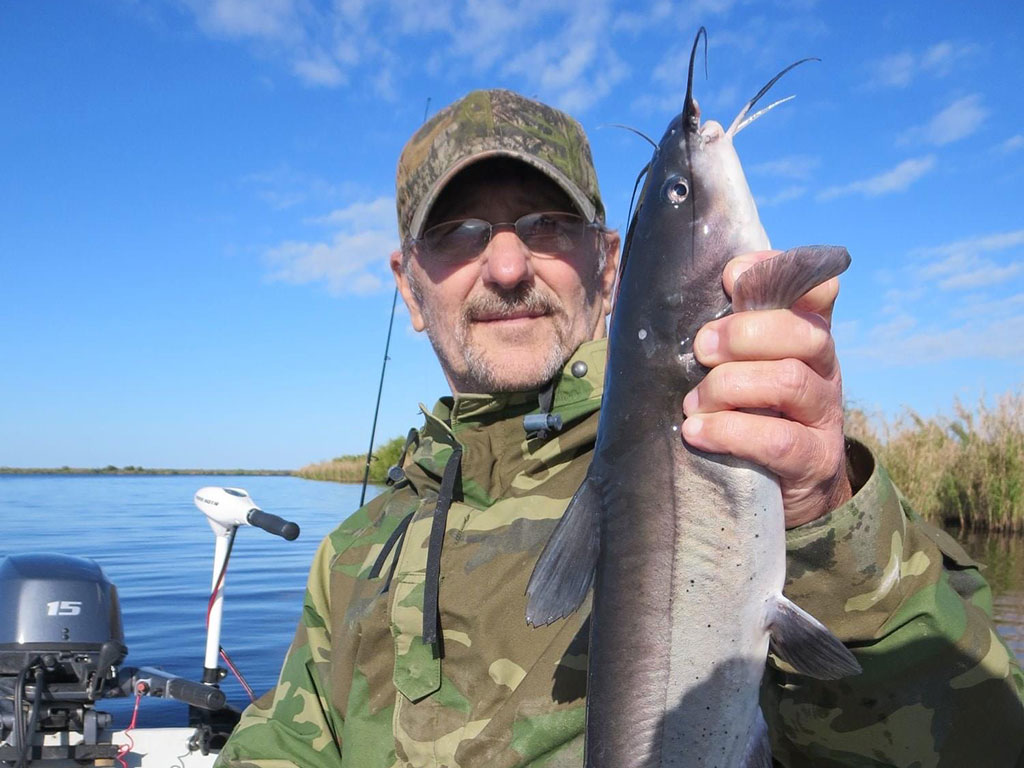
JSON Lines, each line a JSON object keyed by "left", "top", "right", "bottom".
{"left": 463, "top": 285, "right": 560, "bottom": 320}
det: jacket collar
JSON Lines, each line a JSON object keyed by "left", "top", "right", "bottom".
{"left": 428, "top": 337, "right": 607, "bottom": 434}
{"left": 403, "top": 338, "right": 607, "bottom": 506}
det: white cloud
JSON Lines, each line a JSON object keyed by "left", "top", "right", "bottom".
{"left": 999, "top": 134, "right": 1024, "bottom": 154}
{"left": 916, "top": 229, "right": 1024, "bottom": 264}
{"left": 913, "top": 229, "right": 1024, "bottom": 291}
{"left": 919, "top": 41, "right": 980, "bottom": 76}
{"left": 866, "top": 41, "right": 978, "bottom": 88}
{"left": 612, "top": 0, "right": 671, "bottom": 33}
{"left": 755, "top": 185, "right": 806, "bottom": 207}
{"left": 388, "top": 0, "right": 453, "bottom": 34}
{"left": 177, "top": 0, "right": 629, "bottom": 108}
{"left": 851, "top": 228, "right": 1024, "bottom": 366}
{"left": 870, "top": 52, "right": 916, "bottom": 88}
{"left": 614, "top": 0, "right": 734, "bottom": 35}
{"left": 307, "top": 197, "right": 395, "bottom": 226}
{"left": 938, "top": 263, "right": 1024, "bottom": 290}
{"left": 264, "top": 197, "right": 398, "bottom": 294}
{"left": 241, "top": 166, "right": 356, "bottom": 210}
{"left": 818, "top": 155, "right": 936, "bottom": 200}
{"left": 500, "top": 1, "right": 629, "bottom": 112}
{"left": 292, "top": 49, "right": 346, "bottom": 86}
{"left": 951, "top": 291, "right": 1024, "bottom": 321}
{"left": 707, "top": 14, "right": 828, "bottom": 63}
{"left": 902, "top": 94, "right": 988, "bottom": 146}
{"left": 187, "top": 0, "right": 302, "bottom": 41}
{"left": 748, "top": 154, "right": 820, "bottom": 179}
{"left": 847, "top": 314, "right": 1024, "bottom": 364}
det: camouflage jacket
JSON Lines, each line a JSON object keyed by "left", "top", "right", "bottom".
{"left": 216, "top": 339, "right": 1024, "bottom": 768}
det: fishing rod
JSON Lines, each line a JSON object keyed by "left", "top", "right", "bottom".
{"left": 359, "top": 287, "right": 398, "bottom": 507}
{"left": 358, "top": 97, "right": 431, "bottom": 507}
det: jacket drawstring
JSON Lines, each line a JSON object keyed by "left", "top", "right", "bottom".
{"left": 368, "top": 510, "right": 414, "bottom": 593}
{"left": 422, "top": 446, "right": 463, "bottom": 645}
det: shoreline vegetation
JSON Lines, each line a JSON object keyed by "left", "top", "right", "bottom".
{"left": 295, "top": 435, "right": 406, "bottom": 485}
{"left": 846, "top": 391, "right": 1023, "bottom": 535}
{"left": 6, "top": 392, "right": 1020, "bottom": 533}
{"left": 306, "top": 392, "right": 1023, "bottom": 534}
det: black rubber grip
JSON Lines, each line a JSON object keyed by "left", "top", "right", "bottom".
{"left": 165, "top": 678, "right": 227, "bottom": 711}
{"left": 247, "top": 509, "right": 300, "bottom": 540}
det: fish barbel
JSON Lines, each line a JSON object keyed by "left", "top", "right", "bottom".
{"left": 526, "top": 28, "right": 861, "bottom": 768}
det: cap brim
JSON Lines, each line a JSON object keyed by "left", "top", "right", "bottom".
{"left": 408, "top": 149, "right": 598, "bottom": 240}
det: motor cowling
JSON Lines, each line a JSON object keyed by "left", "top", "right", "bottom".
{"left": 0, "top": 553, "right": 124, "bottom": 683}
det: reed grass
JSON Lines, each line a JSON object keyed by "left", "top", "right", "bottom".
{"left": 846, "top": 391, "right": 1024, "bottom": 534}
{"left": 298, "top": 394, "right": 1023, "bottom": 531}
{"left": 296, "top": 435, "right": 407, "bottom": 485}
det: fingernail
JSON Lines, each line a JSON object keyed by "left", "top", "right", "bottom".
{"left": 726, "top": 263, "right": 747, "bottom": 284}
{"left": 727, "top": 255, "right": 757, "bottom": 283}
{"left": 682, "top": 415, "right": 704, "bottom": 441}
{"left": 682, "top": 389, "right": 698, "bottom": 415}
{"left": 696, "top": 328, "right": 718, "bottom": 358}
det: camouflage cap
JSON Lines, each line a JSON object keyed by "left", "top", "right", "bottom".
{"left": 395, "top": 89, "right": 605, "bottom": 242}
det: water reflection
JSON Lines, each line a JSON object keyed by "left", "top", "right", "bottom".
{"left": 947, "top": 529, "right": 1024, "bottom": 660}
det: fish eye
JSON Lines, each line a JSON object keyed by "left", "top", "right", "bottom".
{"left": 663, "top": 176, "right": 689, "bottom": 204}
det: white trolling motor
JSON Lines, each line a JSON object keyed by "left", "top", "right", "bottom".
{"left": 193, "top": 488, "right": 299, "bottom": 688}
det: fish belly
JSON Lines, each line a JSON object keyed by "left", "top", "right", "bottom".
{"left": 586, "top": 443, "right": 784, "bottom": 768}
{"left": 662, "top": 454, "right": 784, "bottom": 766}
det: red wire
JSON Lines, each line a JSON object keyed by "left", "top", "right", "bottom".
{"left": 203, "top": 535, "right": 255, "bottom": 703}
{"left": 206, "top": 568, "right": 227, "bottom": 626}
{"left": 115, "top": 689, "right": 143, "bottom": 768}
{"left": 220, "top": 647, "right": 256, "bottom": 702}
{"left": 206, "top": 529, "right": 236, "bottom": 627}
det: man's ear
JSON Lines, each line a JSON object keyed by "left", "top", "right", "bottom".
{"left": 390, "top": 249, "right": 426, "bottom": 332}
{"left": 600, "top": 231, "right": 621, "bottom": 316}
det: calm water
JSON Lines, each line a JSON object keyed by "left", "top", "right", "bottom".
{"left": 1, "top": 476, "right": 1021, "bottom": 728}
{"left": 0, "top": 474, "right": 379, "bottom": 727}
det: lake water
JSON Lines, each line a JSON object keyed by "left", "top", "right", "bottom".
{"left": 0, "top": 474, "right": 379, "bottom": 728}
{"left": 1, "top": 475, "right": 1021, "bottom": 729}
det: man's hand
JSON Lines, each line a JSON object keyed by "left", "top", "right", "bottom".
{"left": 681, "top": 250, "right": 852, "bottom": 528}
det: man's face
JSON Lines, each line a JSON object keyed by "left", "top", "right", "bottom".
{"left": 391, "top": 161, "right": 619, "bottom": 394}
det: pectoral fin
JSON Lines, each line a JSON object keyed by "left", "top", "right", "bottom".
{"left": 732, "top": 245, "right": 851, "bottom": 312}
{"left": 768, "top": 594, "right": 862, "bottom": 679}
{"left": 526, "top": 476, "right": 601, "bottom": 627}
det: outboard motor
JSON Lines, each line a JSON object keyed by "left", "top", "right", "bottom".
{"left": 0, "top": 553, "right": 127, "bottom": 763}
{"left": 0, "top": 554, "right": 224, "bottom": 765}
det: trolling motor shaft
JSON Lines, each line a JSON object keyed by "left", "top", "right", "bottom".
{"left": 193, "top": 488, "right": 300, "bottom": 683}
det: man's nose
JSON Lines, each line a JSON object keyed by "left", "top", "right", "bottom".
{"left": 480, "top": 229, "right": 534, "bottom": 289}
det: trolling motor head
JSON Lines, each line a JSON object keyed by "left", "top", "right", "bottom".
{"left": 194, "top": 487, "right": 299, "bottom": 540}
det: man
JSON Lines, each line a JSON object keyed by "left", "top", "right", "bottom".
{"left": 216, "top": 89, "right": 1024, "bottom": 767}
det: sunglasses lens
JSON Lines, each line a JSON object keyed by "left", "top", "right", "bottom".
{"left": 419, "top": 213, "right": 591, "bottom": 262}
{"left": 517, "top": 212, "right": 585, "bottom": 254}
{"left": 421, "top": 219, "right": 491, "bottom": 262}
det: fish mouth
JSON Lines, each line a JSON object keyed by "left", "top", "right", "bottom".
{"left": 680, "top": 26, "right": 819, "bottom": 141}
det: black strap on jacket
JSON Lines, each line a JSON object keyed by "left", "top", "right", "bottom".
{"left": 422, "top": 446, "right": 463, "bottom": 646}
{"left": 368, "top": 511, "right": 414, "bottom": 594}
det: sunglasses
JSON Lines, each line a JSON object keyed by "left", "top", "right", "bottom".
{"left": 414, "top": 211, "right": 600, "bottom": 264}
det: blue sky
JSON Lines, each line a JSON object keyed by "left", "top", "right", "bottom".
{"left": 2, "top": 0, "right": 1021, "bottom": 469}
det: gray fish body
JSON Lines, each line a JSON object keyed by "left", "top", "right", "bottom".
{"left": 587, "top": 110, "right": 780, "bottom": 766}
{"left": 526, "top": 36, "right": 859, "bottom": 768}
